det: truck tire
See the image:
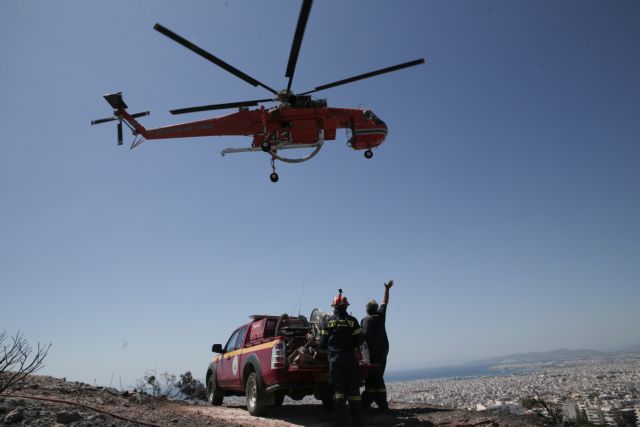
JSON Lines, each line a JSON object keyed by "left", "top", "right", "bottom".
{"left": 207, "top": 375, "right": 224, "bottom": 406}
{"left": 245, "top": 372, "right": 267, "bottom": 416}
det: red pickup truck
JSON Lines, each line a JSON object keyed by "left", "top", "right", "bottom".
{"left": 206, "top": 311, "right": 371, "bottom": 415}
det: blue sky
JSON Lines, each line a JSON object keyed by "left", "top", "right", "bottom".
{"left": 1, "top": 0, "right": 639, "bottom": 387}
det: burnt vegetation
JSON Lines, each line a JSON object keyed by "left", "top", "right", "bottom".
{"left": 0, "top": 330, "right": 51, "bottom": 399}
{"left": 134, "top": 369, "right": 206, "bottom": 401}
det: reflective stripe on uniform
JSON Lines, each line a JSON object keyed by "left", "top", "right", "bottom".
{"left": 321, "top": 329, "right": 329, "bottom": 335}
{"left": 368, "top": 388, "right": 387, "bottom": 393}
{"left": 333, "top": 392, "right": 345, "bottom": 400}
{"left": 352, "top": 328, "right": 362, "bottom": 335}
{"left": 347, "top": 395, "right": 361, "bottom": 401}
{"left": 327, "top": 319, "right": 355, "bottom": 328}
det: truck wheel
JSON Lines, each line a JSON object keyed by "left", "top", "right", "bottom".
{"left": 207, "top": 375, "right": 224, "bottom": 406}
{"left": 245, "top": 372, "right": 267, "bottom": 416}
{"left": 321, "top": 398, "right": 334, "bottom": 412}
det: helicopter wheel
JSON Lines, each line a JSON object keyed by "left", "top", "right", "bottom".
{"left": 270, "top": 172, "right": 279, "bottom": 183}
{"left": 364, "top": 149, "right": 373, "bottom": 159}
{"left": 261, "top": 141, "right": 272, "bottom": 152}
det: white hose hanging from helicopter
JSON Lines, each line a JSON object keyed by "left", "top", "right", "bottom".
{"left": 270, "top": 129, "right": 324, "bottom": 163}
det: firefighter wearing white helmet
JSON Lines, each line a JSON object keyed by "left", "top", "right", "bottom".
{"left": 319, "top": 289, "right": 363, "bottom": 427}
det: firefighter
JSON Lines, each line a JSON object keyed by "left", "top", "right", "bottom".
{"left": 319, "top": 289, "right": 364, "bottom": 427}
{"left": 361, "top": 280, "right": 393, "bottom": 410}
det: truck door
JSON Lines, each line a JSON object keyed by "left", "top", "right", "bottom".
{"left": 218, "top": 325, "right": 248, "bottom": 390}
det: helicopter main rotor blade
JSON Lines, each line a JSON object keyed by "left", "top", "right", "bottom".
{"left": 170, "top": 98, "right": 274, "bottom": 115}
{"left": 300, "top": 58, "right": 425, "bottom": 95}
{"left": 285, "top": 0, "right": 313, "bottom": 92}
{"left": 154, "top": 23, "right": 278, "bottom": 95}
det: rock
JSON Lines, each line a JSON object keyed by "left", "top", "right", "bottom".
{"left": 130, "top": 393, "right": 150, "bottom": 403}
{"left": 4, "top": 408, "right": 25, "bottom": 424}
{"left": 121, "top": 388, "right": 137, "bottom": 397}
{"left": 105, "top": 387, "right": 120, "bottom": 396}
{"left": 56, "top": 410, "right": 82, "bottom": 424}
{"left": 5, "top": 398, "right": 22, "bottom": 407}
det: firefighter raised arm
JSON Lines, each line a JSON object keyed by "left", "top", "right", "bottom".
{"left": 383, "top": 280, "right": 393, "bottom": 303}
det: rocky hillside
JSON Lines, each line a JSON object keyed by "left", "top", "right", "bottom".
{"left": 1, "top": 373, "right": 555, "bottom": 426}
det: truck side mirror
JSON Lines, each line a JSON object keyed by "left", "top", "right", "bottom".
{"left": 212, "top": 344, "right": 224, "bottom": 353}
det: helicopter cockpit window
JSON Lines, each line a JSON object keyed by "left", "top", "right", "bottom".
{"left": 363, "top": 110, "right": 385, "bottom": 125}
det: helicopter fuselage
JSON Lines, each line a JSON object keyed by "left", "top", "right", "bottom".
{"left": 122, "top": 105, "right": 388, "bottom": 152}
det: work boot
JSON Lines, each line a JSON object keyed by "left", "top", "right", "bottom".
{"left": 333, "top": 398, "right": 348, "bottom": 427}
{"left": 349, "top": 400, "right": 364, "bottom": 427}
{"left": 375, "top": 392, "right": 389, "bottom": 411}
{"left": 361, "top": 390, "right": 373, "bottom": 410}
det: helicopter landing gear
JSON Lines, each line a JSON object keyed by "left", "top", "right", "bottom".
{"left": 269, "top": 158, "right": 279, "bottom": 182}
{"left": 261, "top": 141, "right": 272, "bottom": 152}
{"left": 364, "top": 149, "right": 373, "bottom": 159}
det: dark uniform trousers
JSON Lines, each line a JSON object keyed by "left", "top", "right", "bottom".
{"left": 321, "top": 312, "right": 364, "bottom": 427}
{"left": 329, "top": 351, "right": 362, "bottom": 426}
{"left": 362, "top": 356, "right": 387, "bottom": 409}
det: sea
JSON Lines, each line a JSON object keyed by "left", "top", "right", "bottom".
{"left": 386, "top": 364, "right": 523, "bottom": 382}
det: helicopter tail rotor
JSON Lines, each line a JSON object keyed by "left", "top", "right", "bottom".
{"left": 91, "top": 92, "right": 149, "bottom": 146}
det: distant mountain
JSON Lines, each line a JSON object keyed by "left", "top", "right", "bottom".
{"left": 622, "top": 343, "right": 640, "bottom": 353}
{"left": 388, "top": 346, "right": 640, "bottom": 382}
{"left": 468, "top": 348, "right": 603, "bottom": 366}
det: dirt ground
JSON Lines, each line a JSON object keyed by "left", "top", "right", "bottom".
{"left": 0, "top": 374, "right": 553, "bottom": 426}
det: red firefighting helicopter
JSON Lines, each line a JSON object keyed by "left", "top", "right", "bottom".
{"left": 91, "top": 0, "right": 424, "bottom": 182}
